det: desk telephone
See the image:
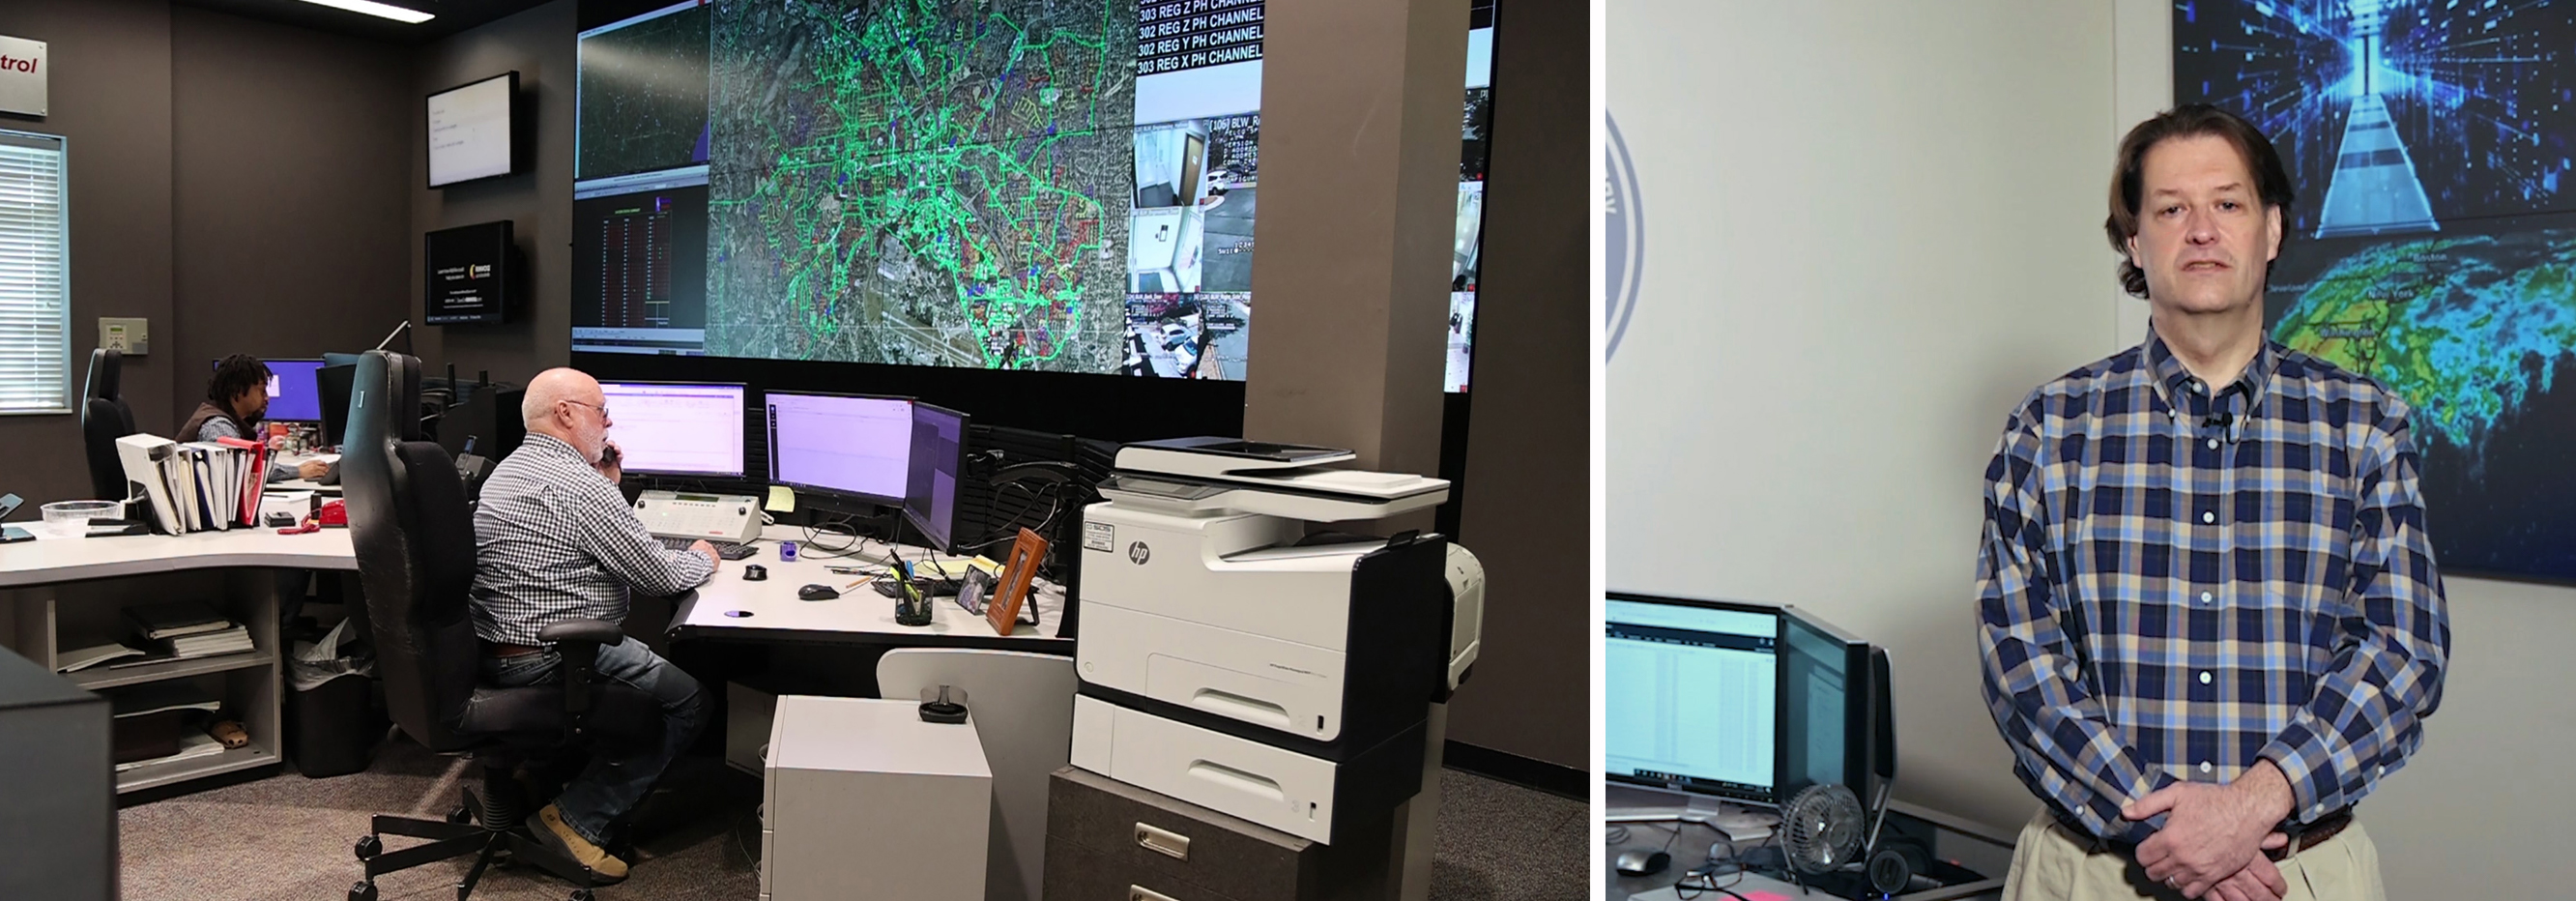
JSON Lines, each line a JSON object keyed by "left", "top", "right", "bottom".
{"left": 633, "top": 489, "right": 764, "bottom": 545}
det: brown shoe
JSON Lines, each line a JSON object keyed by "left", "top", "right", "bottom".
{"left": 533, "top": 803, "right": 629, "bottom": 884}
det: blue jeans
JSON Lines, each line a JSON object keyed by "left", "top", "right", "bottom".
{"left": 478, "top": 638, "right": 706, "bottom": 847}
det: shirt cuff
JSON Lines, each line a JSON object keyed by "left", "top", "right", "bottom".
{"left": 2258, "top": 726, "right": 2338, "bottom": 826}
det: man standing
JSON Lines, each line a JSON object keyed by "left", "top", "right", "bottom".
{"left": 1977, "top": 105, "right": 2449, "bottom": 901}
{"left": 469, "top": 367, "right": 720, "bottom": 885}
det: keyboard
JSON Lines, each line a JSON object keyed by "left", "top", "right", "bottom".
{"left": 658, "top": 536, "right": 760, "bottom": 560}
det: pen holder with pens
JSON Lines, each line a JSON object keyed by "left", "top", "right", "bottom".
{"left": 889, "top": 556, "right": 935, "bottom": 627}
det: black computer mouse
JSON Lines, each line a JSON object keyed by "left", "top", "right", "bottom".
{"left": 797, "top": 583, "right": 839, "bottom": 600}
{"left": 742, "top": 565, "right": 767, "bottom": 581}
{"left": 1613, "top": 849, "right": 1668, "bottom": 878}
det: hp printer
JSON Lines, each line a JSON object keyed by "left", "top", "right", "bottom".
{"left": 1070, "top": 438, "right": 1483, "bottom": 844}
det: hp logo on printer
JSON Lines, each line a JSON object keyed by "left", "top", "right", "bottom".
{"left": 1127, "top": 542, "right": 1151, "bottom": 565}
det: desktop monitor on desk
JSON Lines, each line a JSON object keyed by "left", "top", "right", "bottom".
{"left": 765, "top": 391, "right": 912, "bottom": 511}
{"left": 1605, "top": 592, "right": 1890, "bottom": 822}
{"left": 903, "top": 402, "right": 970, "bottom": 552}
{"left": 318, "top": 364, "right": 358, "bottom": 446}
{"left": 601, "top": 381, "right": 746, "bottom": 478}
{"left": 213, "top": 358, "right": 325, "bottom": 422}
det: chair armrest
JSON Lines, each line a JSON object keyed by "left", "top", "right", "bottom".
{"left": 536, "top": 619, "right": 623, "bottom": 725}
{"left": 536, "top": 619, "right": 625, "bottom": 647}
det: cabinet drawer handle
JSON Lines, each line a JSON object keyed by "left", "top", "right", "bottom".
{"left": 1135, "top": 822, "right": 1190, "bottom": 860}
{"left": 1130, "top": 886, "right": 1180, "bottom": 901}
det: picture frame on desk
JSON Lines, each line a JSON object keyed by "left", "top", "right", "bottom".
{"left": 989, "top": 529, "right": 1048, "bottom": 635}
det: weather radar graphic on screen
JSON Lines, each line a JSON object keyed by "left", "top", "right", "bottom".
{"left": 574, "top": 0, "right": 1498, "bottom": 391}
{"left": 2176, "top": 0, "right": 2576, "bottom": 580}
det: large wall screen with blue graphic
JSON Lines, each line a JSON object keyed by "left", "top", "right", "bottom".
{"left": 573, "top": 0, "right": 1497, "bottom": 392}
{"left": 2177, "top": 0, "right": 2576, "bottom": 581}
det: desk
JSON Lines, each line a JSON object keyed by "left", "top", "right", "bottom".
{"left": 0, "top": 525, "right": 356, "bottom": 794}
{"left": 1604, "top": 800, "right": 2013, "bottom": 901}
{"left": 668, "top": 524, "right": 1068, "bottom": 653}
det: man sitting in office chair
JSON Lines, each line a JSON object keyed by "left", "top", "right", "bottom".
{"left": 181, "top": 354, "right": 332, "bottom": 482}
{"left": 468, "top": 366, "right": 721, "bottom": 885}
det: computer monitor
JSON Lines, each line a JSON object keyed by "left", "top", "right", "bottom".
{"left": 212, "top": 358, "right": 325, "bottom": 422}
{"left": 1605, "top": 594, "right": 1781, "bottom": 807}
{"left": 764, "top": 391, "right": 912, "bottom": 506}
{"left": 1606, "top": 593, "right": 1895, "bottom": 823}
{"left": 318, "top": 364, "right": 358, "bottom": 447}
{"left": 902, "top": 402, "right": 970, "bottom": 552}
{"left": 1780, "top": 604, "right": 1885, "bottom": 805}
{"left": 599, "top": 381, "right": 746, "bottom": 478}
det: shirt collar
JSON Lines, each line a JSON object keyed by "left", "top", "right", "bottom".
{"left": 523, "top": 432, "right": 588, "bottom": 465}
{"left": 2141, "top": 322, "right": 2276, "bottom": 413}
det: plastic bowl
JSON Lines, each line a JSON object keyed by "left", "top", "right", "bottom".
{"left": 41, "top": 500, "right": 120, "bottom": 524}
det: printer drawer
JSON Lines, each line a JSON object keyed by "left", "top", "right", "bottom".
{"left": 1045, "top": 767, "right": 1383, "bottom": 901}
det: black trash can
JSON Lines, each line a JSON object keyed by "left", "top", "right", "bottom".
{"left": 287, "top": 672, "right": 384, "bottom": 777}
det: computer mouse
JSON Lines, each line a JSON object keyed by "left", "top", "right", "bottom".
{"left": 1613, "top": 850, "right": 1669, "bottom": 878}
{"left": 797, "top": 583, "right": 839, "bottom": 600}
{"left": 742, "top": 565, "right": 767, "bottom": 581}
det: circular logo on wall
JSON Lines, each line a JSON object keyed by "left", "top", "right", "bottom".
{"left": 1605, "top": 113, "right": 1645, "bottom": 361}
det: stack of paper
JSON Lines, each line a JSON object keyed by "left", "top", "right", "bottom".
{"left": 120, "top": 600, "right": 253, "bottom": 661}
{"left": 113, "top": 733, "right": 226, "bottom": 773}
{"left": 54, "top": 642, "right": 147, "bottom": 673}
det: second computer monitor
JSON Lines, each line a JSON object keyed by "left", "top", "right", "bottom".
{"left": 766, "top": 391, "right": 912, "bottom": 505}
{"left": 904, "top": 402, "right": 970, "bottom": 552}
{"left": 599, "top": 381, "right": 746, "bottom": 477}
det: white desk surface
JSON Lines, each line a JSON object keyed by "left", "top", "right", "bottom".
{"left": 0, "top": 524, "right": 356, "bottom": 587}
{"left": 671, "top": 525, "right": 1066, "bottom": 647}
{"left": 770, "top": 696, "right": 992, "bottom": 778}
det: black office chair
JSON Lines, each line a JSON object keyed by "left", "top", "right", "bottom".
{"left": 341, "top": 350, "right": 660, "bottom": 901}
{"left": 80, "top": 348, "right": 138, "bottom": 501}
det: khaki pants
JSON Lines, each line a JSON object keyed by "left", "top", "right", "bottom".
{"left": 2000, "top": 809, "right": 2385, "bottom": 901}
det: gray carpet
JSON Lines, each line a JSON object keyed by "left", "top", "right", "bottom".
{"left": 119, "top": 739, "right": 1585, "bottom": 900}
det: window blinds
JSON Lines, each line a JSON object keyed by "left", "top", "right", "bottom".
{"left": 0, "top": 130, "right": 67, "bottom": 414}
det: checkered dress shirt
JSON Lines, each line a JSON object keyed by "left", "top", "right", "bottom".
{"left": 1976, "top": 328, "right": 2449, "bottom": 845}
{"left": 469, "top": 434, "right": 715, "bottom": 646}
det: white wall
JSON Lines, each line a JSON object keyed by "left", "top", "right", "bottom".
{"left": 1606, "top": 0, "right": 2117, "bottom": 838}
{"left": 1610, "top": 2, "right": 2575, "bottom": 895}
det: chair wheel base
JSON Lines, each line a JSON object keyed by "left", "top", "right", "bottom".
{"left": 569, "top": 889, "right": 594, "bottom": 901}
{"left": 354, "top": 835, "right": 381, "bottom": 860}
{"left": 348, "top": 880, "right": 378, "bottom": 901}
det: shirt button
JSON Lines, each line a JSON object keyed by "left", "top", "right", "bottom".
{"left": 2207, "top": 438, "right": 2219, "bottom": 450}
{"left": 2199, "top": 671, "right": 2213, "bottom": 684}
{"left": 2188, "top": 380, "right": 2202, "bottom": 393}
{"left": 2202, "top": 511, "right": 2216, "bottom": 524}
{"left": 2200, "top": 591, "right": 2214, "bottom": 604}
{"left": 2200, "top": 761, "right": 2214, "bottom": 773}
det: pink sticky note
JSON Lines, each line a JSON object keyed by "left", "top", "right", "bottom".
{"left": 1740, "top": 893, "right": 1793, "bottom": 901}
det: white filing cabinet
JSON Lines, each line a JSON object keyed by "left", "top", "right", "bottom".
{"left": 764, "top": 696, "right": 994, "bottom": 901}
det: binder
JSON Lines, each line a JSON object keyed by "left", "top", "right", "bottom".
{"left": 114, "top": 434, "right": 183, "bottom": 535}
{"left": 216, "top": 436, "right": 265, "bottom": 526}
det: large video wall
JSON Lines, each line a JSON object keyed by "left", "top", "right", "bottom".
{"left": 573, "top": 0, "right": 1497, "bottom": 392}
{"left": 2177, "top": 0, "right": 2576, "bottom": 581}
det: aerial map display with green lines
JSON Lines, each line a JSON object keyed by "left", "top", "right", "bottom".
{"left": 571, "top": 0, "right": 1498, "bottom": 390}
{"left": 704, "top": 0, "right": 1135, "bottom": 371}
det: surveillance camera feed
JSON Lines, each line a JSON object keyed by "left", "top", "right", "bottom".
{"left": 573, "top": 0, "right": 1498, "bottom": 392}
{"left": 2177, "top": 0, "right": 2576, "bottom": 580}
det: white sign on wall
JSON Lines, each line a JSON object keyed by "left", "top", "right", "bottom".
{"left": 0, "top": 35, "right": 44, "bottom": 118}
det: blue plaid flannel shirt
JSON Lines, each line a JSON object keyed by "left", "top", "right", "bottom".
{"left": 1976, "top": 327, "right": 2449, "bottom": 845}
